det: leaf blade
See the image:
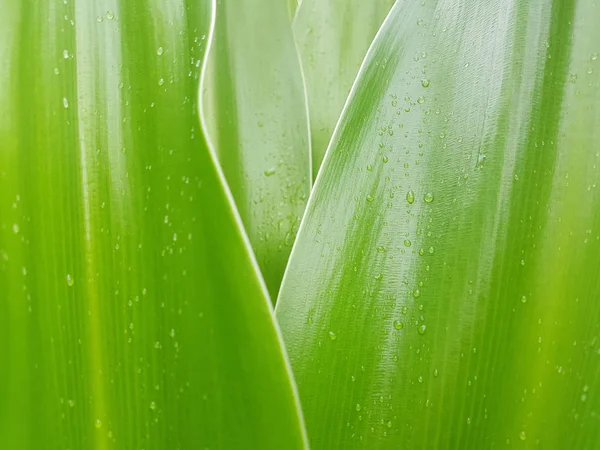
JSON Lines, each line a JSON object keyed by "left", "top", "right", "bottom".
{"left": 293, "top": 0, "right": 395, "bottom": 175}
{"left": 0, "top": 1, "right": 307, "bottom": 448}
{"left": 277, "top": 0, "right": 600, "bottom": 448}
{"left": 201, "top": 0, "right": 311, "bottom": 299}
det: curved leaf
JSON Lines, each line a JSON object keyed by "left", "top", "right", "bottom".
{"left": 201, "top": 0, "right": 311, "bottom": 299}
{"left": 277, "top": 0, "right": 600, "bottom": 448}
{"left": 0, "top": 1, "right": 307, "bottom": 448}
{"left": 293, "top": 0, "right": 394, "bottom": 175}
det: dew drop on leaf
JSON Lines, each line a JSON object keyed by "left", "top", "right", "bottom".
{"left": 424, "top": 192, "right": 434, "bottom": 203}
{"left": 519, "top": 431, "right": 526, "bottom": 441}
{"left": 406, "top": 189, "right": 415, "bottom": 204}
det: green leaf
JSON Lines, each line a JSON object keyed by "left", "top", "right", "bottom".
{"left": 293, "top": 0, "right": 394, "bottom": 175}
{"left": 202, "top": 0, "right": 311, "bottom": 299}
{"left": 0, "top": 1, "right": 306, "bottom": 449}
{"left": 287, "top": 0, "right": 299, "bottom": 19}
{"left": 277, "top": 0, "right": 600, "bottom": 448}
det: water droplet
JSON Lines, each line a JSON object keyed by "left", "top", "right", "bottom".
{"left": 418, "top": 375, "right": 423, "bottom": 383}
{"left": 418, "top": 248, "right": 425, "bottom": 256}
{"left": 424, "top": 192, "right": 434, "bottom": 203}
{"left": 393, "top": 320, "right": 404, "bottom": 330}
{"left": 421, "top": 79, "right": 430, "bottom": 88}
{"left": 366, "top": 164, "right": 373, "bottom": 171}
{"left": 12, "top": 223, "right": 19, "bottom": 233}
{"left": 521, "top": 295, "right": 527, "bottom": 303}
{"left": 592, "top": 53, "right": 598, "bottom": 61}
{"left": 366, "top": 194, "right": 374, "bottom": 202}
{"left": 156, "top": 46, "right": 164, "bottom": 56}
{"left": 418, "top": 324, "right": 427, "bottom": 335}
{"left": 62, "top": 97, "right": 69, "bottom": 108}
{"left": 170, "top": 328, "right": 175, "bottom": 338}
{"left": 519, "top": 431, "right": 526, "bottom": 441}
{"left": 264, "top": 168, "right": 276, "bottom": 176}
{"left": 95, "top": 419, "right": 102, "bottom": 429}
{"left": 63, "top": 49, "right": 69, "bottom": 59}
{"left": 158, "top": 78, "right": 164, "bottom": 86}
{"left": 356, "top": 404, "right": 361, "bottom": 411}
{"left": 150, "top": 401, "right": 156, "bottom": 410}
{"left": 404, "top": 239, "right": 412, "bottom": 247}
{"left": 417, "top": 96, "right": 425, "bottom": 104}
{"left": 413, "top": 289, "right": 421, "bottom": 298}
{"left": 406, "top": 190, "right": 415, "bottom": 204}
{"left": 428, "top": 246, "right": 435, "bottom": 254}
{"left": 106, "top": 10, "right": 114, "bottom": 20}
{"left": 154, "top": 341, "right": 161, "bottom": 349}
{"left": 374, "top": 273, "right": 383, "bottom": 281}
{"left": 477, "top": 154, "right": 487, "bottom": 168}
{"left": 66, "top": 274, "right": 74, "bottom": 287}
{"left": 382, "top": 155, "right": 389, "bottom": 163}
{"left": 466, "top": 417, "right": 471, "bottom": 425}
{"left": 68, "top": 399, "right": 75, "bottom": 407}
{"left": 417, "top": 18, "right": 424, "bottom": 26}
{"left": 433, "top": 368, "right": 439, "bottom": 378}
{"left": 54, "top": 67, "right": 60, "bottom": 75}
{"left": 328, "top": 331, "right": 337, "bottom": 341}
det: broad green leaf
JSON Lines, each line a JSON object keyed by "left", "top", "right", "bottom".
{"left": 293, "top": 0, "right": 394, "bottom": 175}
{"left": 0, "top": 1, "right": 307, "bottom": 449}
{"left": 202, "top": 0, "right": 311, "bottom": 299}
{"left": 277, "top": 0, "right": 600, "bottom": 448}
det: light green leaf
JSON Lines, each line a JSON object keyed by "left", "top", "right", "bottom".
{"left": 277, "top": 0, "right": 600, "bottom": 448}
{"left": 293, "top": 0, "right": 394, "bottom": 175}
{"left": 0, "top": 1, "right": 306, "bottom": 449}
{"left": 202, "top": 0, "right": 311, "bottom": 299}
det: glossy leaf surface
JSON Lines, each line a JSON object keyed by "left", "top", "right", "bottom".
{"left": 202, "top": 0, "right": 311, "bottom": 299}
{"left": 0, "top": 1, "right": 306, "bottom": 449}
{"left": 278, "top": 0, "right": 600, "bottom": 448}
{"left": 293, "top": 0, "right": 394, "bottom": 175}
